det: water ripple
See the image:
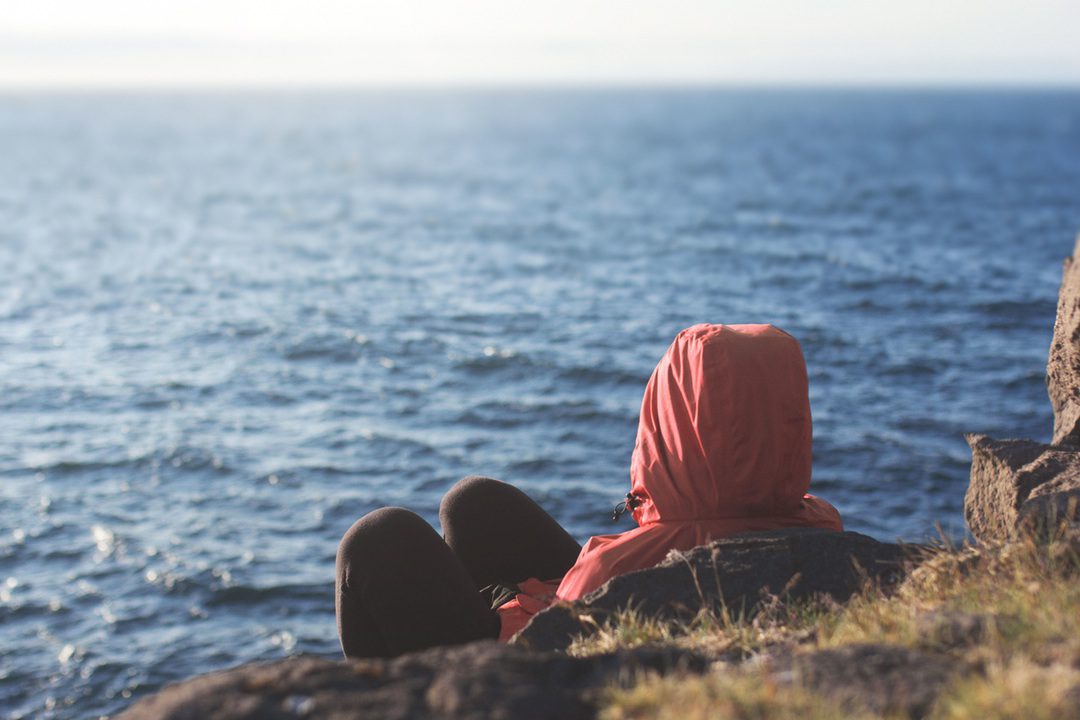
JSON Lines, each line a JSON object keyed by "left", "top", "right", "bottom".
{"left": 0, "top": 89, "right": 1077, "bottom": 719}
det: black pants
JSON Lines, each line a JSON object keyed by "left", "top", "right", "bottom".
{"left": 335, "top": 476, "right": 582, "bottom": 659}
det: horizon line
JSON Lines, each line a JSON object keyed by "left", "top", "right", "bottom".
{"left": 2, "top": 79, "right": 1080, "bottom": 94}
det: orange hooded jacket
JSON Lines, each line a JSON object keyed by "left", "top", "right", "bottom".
{"left": 496, "top": 324, "right": 843, "bottom": 641}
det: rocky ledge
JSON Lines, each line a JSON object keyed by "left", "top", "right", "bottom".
{"left": 117, "top": 635, "right": 972, "bottom": 720}
{"left": 121, "top": 236, "right": 1080, "bottom": 720}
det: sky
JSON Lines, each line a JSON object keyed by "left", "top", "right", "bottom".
{"left": 2, "top": 0, "right": 1079, "bottom": 88}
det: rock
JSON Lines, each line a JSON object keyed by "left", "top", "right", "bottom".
{"left": 118, "top": 641, "right": 709, "bottom": 720}
{"left": 776, "top": 643, "right": 957, "bottom": 719}
{"left": 965, "top": 434, "right": 1080, "bottom": 541}
{"left": 964, "top": 435, "right": 1049, "bottom": 540}
{"left": 1017, "top": 491, "right": 1080, "bottom": 538}
{"left": 964, "top": 237, "right": 1080, "bottom": 541}
{"left": 512, "top": 529, "right": 909, "bottom": 652}
{"left": 1048, "top": 235, "right": 1080, "bottom": 446}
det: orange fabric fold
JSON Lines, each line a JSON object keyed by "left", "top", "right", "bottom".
{"left": 496, "top": 577, "right": 561, "bottom": 642}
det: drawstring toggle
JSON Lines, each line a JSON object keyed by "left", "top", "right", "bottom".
{"left": 611, "top": 493, "right": 642, "bottom": 521}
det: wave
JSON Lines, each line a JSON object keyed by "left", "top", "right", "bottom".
{"left": 5, "top": 444, "right": 235, "bottom": 477}
{"left": 205, "top": 582, "right": 328, "bottom": 607}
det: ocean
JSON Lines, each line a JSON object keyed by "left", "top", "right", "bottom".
{"left": 1, "top": 88, "right": 1078, "bottom": 718}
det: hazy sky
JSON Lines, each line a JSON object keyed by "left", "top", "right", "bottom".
{"left": 2, "top": 0, "right": 1078, "bottom": 87}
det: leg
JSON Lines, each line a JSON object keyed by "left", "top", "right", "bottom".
{"left": 335, "top": 507, "right": 500, "bottom": 659}
{"left": 439, "top": 476, "right": 582, "bottom": 590}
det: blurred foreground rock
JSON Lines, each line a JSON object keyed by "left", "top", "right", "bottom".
{"left": 121, "top": 630, "right": 969, "bottom": 720}
{"left": 775, "top": 643, "right": 959, "bottom": 718}
{"left": 512, "top": 528, "right": 907, "bottom": 652}
{"left": 119, "top": 641, "right": 707, "bottom": 720}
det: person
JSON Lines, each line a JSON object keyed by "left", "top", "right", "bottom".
{"left": 335, "top": 323, "right": 843, "bottom": 659}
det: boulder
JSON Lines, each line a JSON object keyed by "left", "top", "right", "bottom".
{"left": 965, "top": 434, "right": 1080, "bottom": 541}
{"left": 119, "top": 641, "right": 709, "bottom": 720}
{"left": 512, "top": 529, "right": 909, "bottom": 652}
{"left": 1048, "top": 234, "right": 1080, "bottom": 446}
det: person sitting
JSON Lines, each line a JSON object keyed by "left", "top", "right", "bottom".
{"left": 335, "top": 323, "right": 843, "bottom": 658}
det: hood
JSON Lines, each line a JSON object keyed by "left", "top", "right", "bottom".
{"left": 629, "top": 324, "right": 812, "bottom": 525}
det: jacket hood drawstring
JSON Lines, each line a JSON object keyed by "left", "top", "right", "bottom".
{"left": 611, "top": 493, "right": 642, "bottom": 522}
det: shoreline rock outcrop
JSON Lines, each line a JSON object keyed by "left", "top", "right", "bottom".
{"left": 964, "top": 235, "right": 1080, "bottom": 541}
{"left": 965, "top": 434, "right": 1080, "bottom": 541}
{"left": 1048, "top": 236, "right": 1080, "bottom": 446}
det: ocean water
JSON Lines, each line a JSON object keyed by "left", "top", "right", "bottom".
{"left": 1, "top": 88, "right": 1078, "bottom": 718}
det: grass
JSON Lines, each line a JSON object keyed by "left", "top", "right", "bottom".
{"left": 568, "top": 593, "right": 836, "bottom": 659}
{"left": 584, "top": 532, "right": 1080, "bottom": 719}
{"left": 599, "top": 669, "right": 878, "bottom": 720}
{"left": 935, "top": 659, "right": 1080, "bottom": 720}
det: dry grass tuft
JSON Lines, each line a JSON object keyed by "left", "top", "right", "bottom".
{"left": 598, "top": 667, "right": 881, "bottom": 720}
{"left": 935, "top": 658, "right": 1080, "bottom": 720}
{"left": 569, "top": 594, "right": 835, "bottom": 659}
{"left": 592, "top": 533, "right": 1080, "bottom": 719}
